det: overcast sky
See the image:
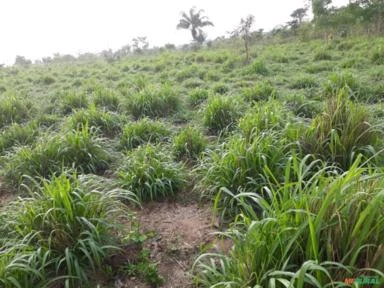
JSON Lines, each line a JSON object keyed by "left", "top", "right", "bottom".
{"left": 0, "top": 0, "right": 349, "bottom": 65}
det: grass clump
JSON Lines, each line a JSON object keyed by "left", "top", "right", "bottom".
{"left": 93, "top": 86, "right": 121, "bottom": 111}
{"left": 212, "top": 83, "right": 229, "bottom": 95}
{"left": 289, "top": 75, "right": 318, "bottom": 89}
{"left": 118, "top": 144, "right": 186, "bottom": 202}
{"left": 203, "top": 96, "right": 241, "bottom": 134}
{"left": 302, "top": 88, "right": 379, "bottom": 170}
{"left": 197, "top": 134, "right": 288, "bottom": 218}
{"left": 193, "top": 157, "right": 384, "bottom": 287}
{"left": 0, "top": 173, "right": 138, "bottom": 288}
{"left": 248, "top": 59, "right": 269, "bottom": 75}
{"left": 120, "top": 118, "right": 171, "bottom": 150}
{"left": 60, "top": 90, "right": 89, "bottom": 114}
{"left": 322, "top": 71, "right": 364, "bottom": 99}
{"left": 314, "top": 49, "right": 332, "bottom": 61}
{"left": 4, "top": 124, "right": 112, "bottom": 187}
{"left": 0, "top": 94, "right": 32, "bottom": 128}
{"left": 284, "top": 94, "right": 322, "bottom": 118}
{"left": 0, "top": 122, "right": 38, "bottom": 154}
{"left": 188, "top": 88, "right": 209, "bottom": 107}
{"left": 371, "top": 48, "right": 384, "bottom": 65}
{"left": 126, "top": 84, "right": 181, "bottom": 119}
{"left": 242, "top": 81, "right": 277, "bottom": 102}
{"left": 173, "top": 126, "right": 207, "bottom": 161}
{"left": 67, "top": 107, "right": 124, "bottom": 137}
{"left": 238, "top": 101, "right": 289, "bottom": 141}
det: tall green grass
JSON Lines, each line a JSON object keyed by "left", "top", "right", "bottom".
{"left": 4, "top": 124, "right": 112, "bottom": 187}
{"left": 0, "top": 173, "right": 138, "bottom": 288}
{"left": 193, "top": 156, "right": 384, "bottom": 287}
{"left": 0, "top": 94, "right": 32, "bottom": 128}
{"left": 203, "top": 96, "right": 241, "bottom": 134}
{"left": 302, "top": 88, "right": 380, "bottom": 170}
{"left": 125, "top": 84, "right": 181, "bottom": 119}
{"left": 120, "top": 118, "right": 171, "bottom": 150}
{"left": 67, "top": 107, "right": 124, "bottom": 137}
{"left": 118, "top": 144, "right": 186, "bottom": 202}
{"left": 196, "top": 133, "right": 290, "bottom": 218}
{"left": 173, "top": 126, "right": 207, "bottom": 161}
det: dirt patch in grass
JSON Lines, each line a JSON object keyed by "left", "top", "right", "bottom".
{"left": 139, "top": 201, "right": 216, "bottom": 287}
{"left": 113, "top": 196, "right": 232, "bottom": 288}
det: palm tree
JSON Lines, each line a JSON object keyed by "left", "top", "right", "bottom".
{"left": 177, "top": 7, "right": 214, "bottom": 44}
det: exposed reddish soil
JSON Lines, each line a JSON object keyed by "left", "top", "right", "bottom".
{"left": 115, "top": 200, "right": 232, "bottom": 288}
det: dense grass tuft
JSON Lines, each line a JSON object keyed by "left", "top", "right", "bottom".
{"left": 4, "top": 124, "right": 112, "bottom": 187}
{"left": 120, "top": 118, "right": 171, "bottom": 150}
{"left": 173, "top": 126, "right": 207, "bottom": 161}
{"left": 242, "top": 81, "right": 277, "bottom": 102}
{"left": 60, "top": 90, "right": 89, "bottom": 114}
{"left": 125, "top": 84, "right": 181, "bottom": 119}
{"left": 196, "top": 134, "right": 288, "bottom": 218}
{"left": 203, "top": 96, "right": 241, "bottom": 134}
{"left": 0, "top": 173, "right": 137, "bottom": 288}
{"left": 67, "top": 107, "right": 124, "bottom": 137}
{"left": 302, "top": 88, "right": 380, "bottom": 170}
{"left": 193, "top": 157, "right": 384, "bottom": 287}
{"left": 118, "top": 144, "right": 186, "bottom": 201}
{"left": 0, "top": 94, "right": 32, "bottom": 128}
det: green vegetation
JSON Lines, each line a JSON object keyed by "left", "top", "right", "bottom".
{"left": 0, "top": 173, "right": 137, "bottom": 288}
{"left": 1, "top": 21, "right": 384, "bottom": 287}
{"left": 173, "top": 126, "right": 207, "bottom": 161}
{"left": 118, "top": 144, "right": 186, "bottom": 202}
{"left": 120, "top": 118, "right": 171, "bottom": 150}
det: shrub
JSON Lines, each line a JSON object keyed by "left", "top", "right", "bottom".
{"left": 4, "top": 124, "right": 112, "bottom": 187}
{"left": 93, "top": 86, "right": 120, "bottom": 111}
{"left": 67, "top": 107, "right": 124, "bottom": 137}
{"left": 242, "top": 81, "right": 277, "bottom": 102}
{"left": 173, "top": 126, "right": 207, "bottom": 161}
{"left": 0, "top": 94, "right": 32, "bottom": 128}
{"left": 193, "top": 157, "right": 384, "bottom": 287}
{"left": 0, "top": 122, "right": 38, "bottom": 154}
{"left": 118, "top": 144, "right": 186, "bottom": 201}
{"left": 126, "top": 84, "right": 181, "bottom": 119}
{"left": 302, "top": 88, "right": 379, "bottom": 170}
{"left": 60, "top": 90, "right": 89, "bottom": 114}
{"left": 188, "top": 88, "right": 209, "bottom": 107}
{"left": 0, "top": 173, "right": 137, "bottom": 287}
{"left": 203, "top": 96, "right": 241, "bottom": 134}
{"left": 120, "top": 118, "right": 171, "bottom": 150}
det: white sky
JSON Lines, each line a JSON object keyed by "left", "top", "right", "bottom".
{"left": 0, "top": 0, "right": 348, "bottom": 65}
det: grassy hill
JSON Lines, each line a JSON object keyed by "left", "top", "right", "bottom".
{"left": 0, "top": 36, "right": 383, "bottom": 287}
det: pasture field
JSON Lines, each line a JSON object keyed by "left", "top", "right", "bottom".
{"left": 0, "top": 36, "right": 383, "bottom": 287}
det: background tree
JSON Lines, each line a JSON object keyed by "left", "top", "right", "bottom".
{"left": 14, "top": 55, "right": 32, "bottom": 67}
{"left": 132, "top": 37, "right": 149, "bottom": 53}
{"left": 291, "top": 7, "right": 308, "bottom": 24}
{"left": 312, "top": 0, "right": 332, "bottom": 19}
{"left": 176, "top": 7, "right": 214, "bottom": 44}
{"left": 231, "top": 15, "right": 255, "bottom": 63}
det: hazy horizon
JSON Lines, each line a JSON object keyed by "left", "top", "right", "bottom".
{"left": 0, "top": 0, "right": 349, "bottom": 65}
